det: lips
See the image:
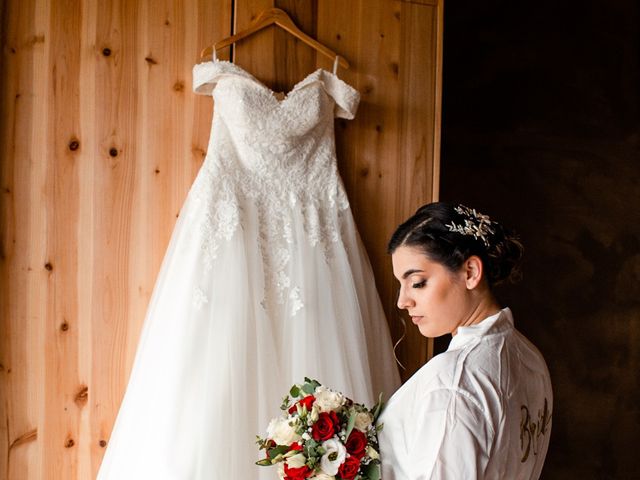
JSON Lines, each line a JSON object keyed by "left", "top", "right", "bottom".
{"left": 410, "top": 316, "right": 423, "bottom": 324}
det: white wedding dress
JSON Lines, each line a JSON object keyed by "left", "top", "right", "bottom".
{"left": 96, "top": 60, "right": 401, "bottom": 480}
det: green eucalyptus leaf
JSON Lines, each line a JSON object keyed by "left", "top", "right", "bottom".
{"left": 363, "top": 461, "right": 381, "bottom": 480}
{"left": 268, "top": 445, "right": 290, "bottom": 459}
{"left": 345, "top": 411, "right": 357, "bottom": 439}
{"left": 302, "top": 378, "right": 321, "bottom": 394}
{"left": 372, "top": 393, "right": 385, "bottom": 422}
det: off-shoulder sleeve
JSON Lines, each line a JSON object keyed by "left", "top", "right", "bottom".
{"left": 192, "top": 61, "right": 232, "bottom": 96}
{"left": 319, "top": 71, "right": 361, "bottom": 119}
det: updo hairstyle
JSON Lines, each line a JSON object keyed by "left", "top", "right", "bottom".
{"left": 388, "top": 202, "right": 524, "bottom": 287}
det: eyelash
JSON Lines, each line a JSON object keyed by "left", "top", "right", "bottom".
{"left": 412, "top": 281, "right": 426, "bottom": 289}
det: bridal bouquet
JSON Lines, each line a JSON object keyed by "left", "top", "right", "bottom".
{"left": 256, "top": 378, "right": 384, "bottom": 480}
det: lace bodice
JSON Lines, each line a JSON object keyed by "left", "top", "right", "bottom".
{"left": 188, "top": 61, "right": 361, "bottom": 315}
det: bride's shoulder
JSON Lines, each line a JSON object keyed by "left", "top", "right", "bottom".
{"left": 402, "top": 350, "right": 463, "bottom": 392}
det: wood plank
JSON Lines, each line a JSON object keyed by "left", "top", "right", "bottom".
{"left": 273, "top": 0, "right": 318, "bottom": 92}
{"left": 395, "top": 0, "right": 442, "bottom": 372}
{"left": 90, "top": 3, "right": 141, "bottom": 474}
{"left": 41, "top": 0, "right": 84, "bottom": 477}
{"left": 0, "top": 0, "right": 45, "bottom": 477}
{"left": 76, "top": 1, "right": 98, "bottom": 476}
{"left": 233, "top": 0, "right": 277, "bottom": 87}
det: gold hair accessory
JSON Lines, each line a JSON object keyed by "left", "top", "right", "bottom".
{"left": 444, "top": 205, "right": 495, "bottom": 247}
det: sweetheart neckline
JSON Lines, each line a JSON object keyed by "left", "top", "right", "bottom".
{"left": 200, "top": 60, "right": 342, "bottom": 105}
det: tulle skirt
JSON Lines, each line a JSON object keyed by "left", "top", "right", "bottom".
{"left": 97, "top": 193, "right": 401, "bottom": 479}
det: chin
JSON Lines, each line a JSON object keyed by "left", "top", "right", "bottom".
{"left": 417, "top": 324, "right": 440, "bottom": 338}
{"left": 417, "top": 321, "right": 450, "bottom": 338}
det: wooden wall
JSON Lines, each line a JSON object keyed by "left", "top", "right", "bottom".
{"left": 0, "top": 0, "right": 442, "bottom": 478}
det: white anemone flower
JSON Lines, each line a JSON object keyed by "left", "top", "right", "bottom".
{"left": 320, "top": 437, "right": 347, "bottom": 476}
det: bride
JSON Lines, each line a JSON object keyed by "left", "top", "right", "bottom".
{"left": 379, "top": 202, "right": 552, "bottom": 479}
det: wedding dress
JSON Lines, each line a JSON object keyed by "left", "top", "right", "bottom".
{"left": 96, "top": 59, "right": 401, "bottom": 479}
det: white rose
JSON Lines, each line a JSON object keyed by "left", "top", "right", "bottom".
{"left": 314, "top": 386, "right": 344, "bottom": 412}
{"left": 266, "top": 417, "right": 301, "bottom": 446}
{"left": 286, "top": 453, "right": 307, "bottom": 469}
{"left": 366, "top": 445, "right": 380, "bottom": 460}
{"left": 320, "top": 437, "right": 347, "bottom": 476}
{"left": 354, "top": 411, "right": 373, "bottom": 431}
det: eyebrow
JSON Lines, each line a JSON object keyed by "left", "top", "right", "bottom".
{"left": 402, "top": 269, "right": 424, "bottom": 279}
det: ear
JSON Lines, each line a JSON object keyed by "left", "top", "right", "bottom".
{"left": 463, "top": 255, "right": 484, "bottom": 289}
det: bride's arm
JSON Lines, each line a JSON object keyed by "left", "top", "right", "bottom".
{"left": 407, "top": 388, "right": 494, "bottom": 479}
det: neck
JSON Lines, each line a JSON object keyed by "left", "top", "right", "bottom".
{"left": 455, "top": 294, "right": 501, "bottom": 335}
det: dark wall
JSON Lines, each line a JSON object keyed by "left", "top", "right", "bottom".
{"left": 439, "top": 1, "right": 640, "bottom": 478}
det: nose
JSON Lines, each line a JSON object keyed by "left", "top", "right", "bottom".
{"left": 397, "top": 286, "right": 414, "bottom": 310}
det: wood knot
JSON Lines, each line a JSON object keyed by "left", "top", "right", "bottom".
{"left": 64, "top": 437, "right": 75, "bottom": 448}
{"left": 9, "top": 429, "right": 37, "bottom": 451}
{"left": 60, "top": 321, "right": 69, "bottom": 332}
{"left": 44, "top": 262, "right": 53, "bottom": 271}
{"left": 109, "top": 148, "right": 118, "bottom": 157}
{"left": 154, "top": 168, "right": 160, "bottom": 174}
{"left": 336, "top": 33, "right": 342, "bottom": 40}
{"left": 173, "top": 81, "right": 184, "bottom": 92}
{"left": 375, "top": 124, "right": 383, "bottom": 133}
{"left": 145, "top": 56, "right": 158, "bottom": 65}
{"left": 75, "top": 385, "right": 88, "bottom": 407}
{"left": 69, "top": 139, "right": 80, "bottom": 151}
{"left": 192, "top": 146, "right": 206, "bottom": 158}
{"left": 363, "top": 85, "right": 374, "bottom": 95}
{"left": 390, "top": 62, "right": 399, "bottom": 76}
{"left": 360, "top": 167, "right": 370, "bottom": 177}
{"left": 102, "top": 47, "right": 111, "bottom": 57}
{"left": 99, "top": 440, "right": 107, "bottom": 448}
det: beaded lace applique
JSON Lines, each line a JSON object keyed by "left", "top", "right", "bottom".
{"left": 188, "top": 61, "right": 358, "bottom": 317}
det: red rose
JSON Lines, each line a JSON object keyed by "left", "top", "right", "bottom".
{"left": 284, "top": 463, "right": 312, "bottom": 480}
{"left": 288, "top": 394, "right": 316, "bottom": 414}
{"left": 345, "top": 429, "right": 367, "bottom": 459}
{"left": 289, "top": 442, "right": 303, "bottom": 451}
{"left": 338, "top": 455, "right": 361, "bottom": 480}
{"left": 328, "top": 410, "right": 339, "bottom": 426}
{"left": 311, "top": 411, "right": 338, "bottom": 441}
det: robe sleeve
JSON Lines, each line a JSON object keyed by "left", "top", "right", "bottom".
{"left": 407, "top": 388, "right": 494, "bottom": 480}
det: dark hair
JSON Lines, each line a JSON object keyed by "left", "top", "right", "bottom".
{"left": 388, "top": 202, "right": 524, "bottom": 287}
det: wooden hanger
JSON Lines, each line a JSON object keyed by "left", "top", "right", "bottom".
{"left": 200, "top": 7, "right": 349, "bottom": 70}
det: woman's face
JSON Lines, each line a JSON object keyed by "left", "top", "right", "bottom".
{"left": 391, "top": 245, "right": 472, "bottom": 338}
